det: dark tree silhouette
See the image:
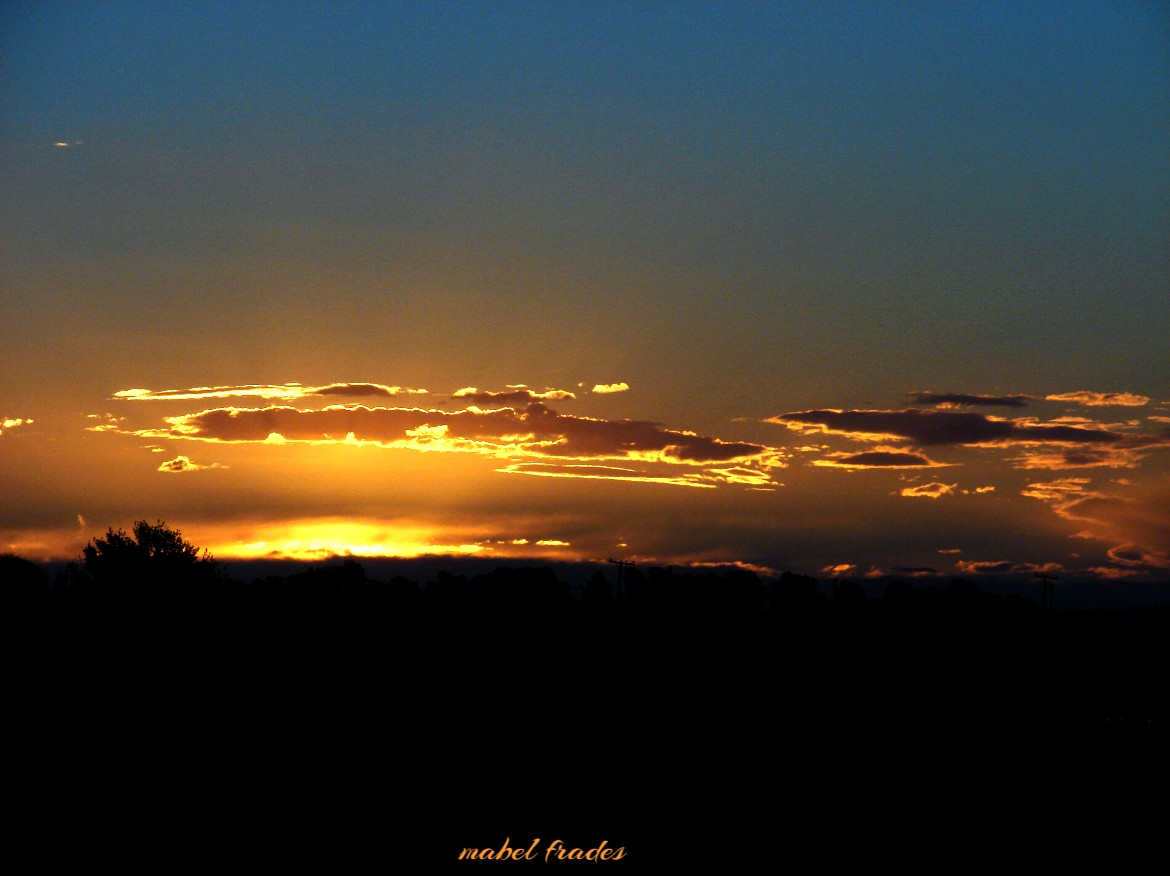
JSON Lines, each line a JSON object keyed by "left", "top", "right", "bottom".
{"left": 66, "top": 519, "right": 218, "bottom": 605}
{"left": 0, "top": 552, "right": 51, "bottom": 610}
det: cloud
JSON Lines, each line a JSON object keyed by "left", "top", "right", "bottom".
{"left": 85, "top": 413, "right": 125, "bottom": 432}
{"left": 115, "top": 383, "right": 427, "bottom": 402}
{"left": 591, "top": 383, "right": 630, "bottom": 394}
{"left": 497, "top": 462, "right": 714, "bottom": 488}
{"left": 1054, "top": 493, "right": 1170, "bottom": 570}
{"left": 0, "top": 417, "right": 33, "bottom": 436}
{"left": 1045, "top": 391, "right": 1150, "bottom": 407}
{"left": 822, "top": 564, "right": 856, "bottom": 576}
{"left": 307, "top": 383, "right": 428, "bottom": 398}
{"left": 812, "top": 448, "right": 946, "bottom": 468}
{"left": 899, "top": 482, "right": 958, "bottom": 499}
{"left": 452, "top": 387, "right": 576, "bottom": 404}
{"left": 1021, "top": 478, "right": 1170, "bottom": 571}
{"left": 1010, "top": 447, "right": 1148, "bottom": 470}
{"left": 907, "top": 391, "right": 1032, "bottom": 408}
{"left": 1019, "top": 477, "right": 1093, "bottom": 502}
{"left": 954, "top": 560, "right": 1063, "bottom": 575}
{"left": 769, "top": 408, "right": 1125, "bottom": 446}
{"left": 113, "top": 398, "right": 786, "bottom": 488}
{"left": 157, "top": 455, "right": 224, "bottom": 473}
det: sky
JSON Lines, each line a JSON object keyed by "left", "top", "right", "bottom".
{"left": 2, "top": 1, "right": 1168, "bottom": 582}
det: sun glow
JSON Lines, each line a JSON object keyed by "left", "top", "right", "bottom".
{"left": 205, "top": 520, "right": 485, "bottom": 561}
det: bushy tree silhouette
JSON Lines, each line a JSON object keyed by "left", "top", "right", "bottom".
{"left": 69, "top": 520, "right": 218, "bottom": 604}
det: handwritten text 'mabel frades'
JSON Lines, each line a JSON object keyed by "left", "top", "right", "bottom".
{"left": 459, "top": 838, "right": 626, "bottom": 862}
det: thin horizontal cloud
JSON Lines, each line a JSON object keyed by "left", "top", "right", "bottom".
{"left": 591, "top": 383, "right": 630, "bottom": 394}
{"left": 308, "top": 383, "right": 428, "bottom": 398}
{"left": 822, "top": 564, "right": 856, "bottom": 576}
{"left": 954, "top": 560, "right": 1063, "bottom": 575}
{"left": 1019, "top": 478, "right": 1093, "bottom": 502}
{"left": 1, "top": 417, "right": 33, "bottom": 436}
{"left": 1011, "top": 447, "right": 1148, "bottom": 470}
{"left": 157, "top": 455, "right": 225, "bottom": 473}
{"left": 769, "top": 408, "right": 1125, "bottom": 446}
{"left": 85, "top": 413, "right": 125, "bottom": 432}
{"left": 907, "top": 391, "right": 1033, "bottom": 408}
{"left": 452, "top": 386, "right": 576, "bottom": 404}
{"left": 1045, "top": 391, "right": 1150, "bottom": 407}
{"left": 116, "top": 383, "right": 427, "bottom": 402}
{"left": 813, "top": 448, "right": 946, "bottom": 468}
{"left": 899, "top": 482, "right": 957, "bottom": 499}
{"left": 496, "top": 462, "right": 714, "bottom": 489}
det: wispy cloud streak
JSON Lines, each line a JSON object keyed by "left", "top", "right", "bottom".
{"left": 770, "top": 408, "right": 1127, "bottom": 446}
{"left": 1045, "top": 391, "right": 1150, "bottom": 407}
{"left": 116, "top": 383, "right": 428, "bottom": 402}
{"left": 907, "top": 391, "right": 1032, "bottom": 408}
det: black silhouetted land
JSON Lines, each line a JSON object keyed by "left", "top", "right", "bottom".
{"left": 6, "top": 522, "right": 1166, "bottom": 867}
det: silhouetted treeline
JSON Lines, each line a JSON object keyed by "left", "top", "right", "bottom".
{"left": 8, "top": 543, "right": 1166, "bottom": 867}
{"left": 9, "top": 551, "right": 1168, "bottom": 727}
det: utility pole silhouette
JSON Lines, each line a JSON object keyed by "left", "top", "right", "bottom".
{"left": 608, "top": 558, "right": 634, "bottom": 600}
{"left": 1035, "top": 572, "right": 1058, "bottom": 610}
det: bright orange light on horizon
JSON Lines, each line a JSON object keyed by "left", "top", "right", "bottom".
{"left": 198, "top": 518, "right": 582, "bottom": 563}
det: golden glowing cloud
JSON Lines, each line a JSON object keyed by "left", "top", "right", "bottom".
{"left": 822, "top": 564, "right": 856, "bottom": 576}
{"left": 1, "top": 417, "right": 33, "bottom": 435}
{"left": 1045, "top": 391, "right": 1150, "bottom": 407}
{"left": 105, "top": 391, "right": 786, "bottom": 489}
{"left": 899, "top": 482, "right": 958, "bottom": 499}
{"left": 157, "top": 455, "right": 224, "bottom": 473}
{"left": 115, "top": 383, "right": 427, "bottom": 402}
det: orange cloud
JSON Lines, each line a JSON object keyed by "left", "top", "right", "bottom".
{"left": 1045, "top": 391, "right": 1150, "bottom": 407}
{"left": 769, "top": 408, "right": 1125, "bottom": 447}
{"left": 899, "top": 482, "right": 957, "bottom": 499}
{"left": 1, "top": 417, "right": 33, "bottom": 436}
{"left": 452, "top": 386, "right": 576, "bottom": 404}
{"left": 822, "top": 564, "right": 856, "bottom": 576}
{"left": 1020, "top": 478, "right": 1093, "bottom": 502}
{"left": 591, "top": 383, "right": 630, "bottom": 394}
{"left": 109, "top": 394, "right": 786, "bottom": 489}
{"left": 813, "top": 447, "right": 947, "bottom": 468}
{"left": 954, "top": 560, "right": 1063, "bottom": 575}
{"left": 907, "top": 391, "right": 1032, "bottom": 408}
{"left": 157, "top": 455, "right": 225, "bottom": 473}
{"left": 1055, "top": 494, "right": 1170, "bottom": 570}
{"left": 1021, "top": 477, "right": 1170, "bottom": 571}
{"left": 1011, "top": 447, "right": 1148, "bottom": 469}
{"left": 115, "top": 383, "right": 427, "bottom": 402}
{"left": 496, "top": 462, "right": 715, "bottom": 489}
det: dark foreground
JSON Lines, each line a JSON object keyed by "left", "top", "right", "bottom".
{"left": 8, "top": 560, "right": 1167, "bottom": 867}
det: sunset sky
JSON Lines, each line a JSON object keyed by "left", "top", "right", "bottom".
{"left": 3, "top": 1, "right": 1168, "bottom": 581}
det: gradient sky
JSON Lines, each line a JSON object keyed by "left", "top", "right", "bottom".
{"left": 3, "top": 1, "right": 1168, "bottom": 581}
